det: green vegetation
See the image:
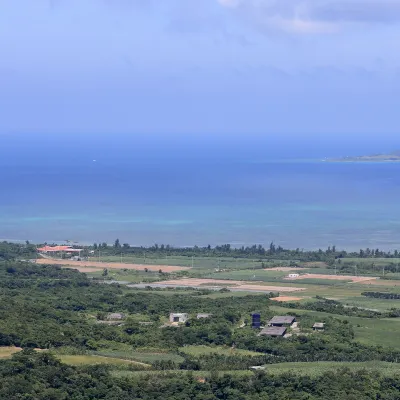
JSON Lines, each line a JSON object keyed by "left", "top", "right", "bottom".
{"left": 265, "top": 361, "right": 400, "bottom": 376}
{"left": 4, "top": 241, "right": 400, "bottom": 398}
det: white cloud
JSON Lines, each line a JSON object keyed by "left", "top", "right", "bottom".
{"left": 217, "top": 0, "right": 400, "bottom": 34}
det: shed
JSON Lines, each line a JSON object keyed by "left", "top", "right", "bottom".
{"left": 107, "top": 313, "right": 125, "bottom": 321}
{"left": 197, "top": 313, "right": 212, "bottom": 319}
{"left": 169, "top": 313, "right": 189, "bottom": 323}
{"left": 249, "top": 366, "right": 266, "bottom": 371}
{"left": 313, "top": 322, "right": 325, "bottom": 331}
{"left": 259, "top": 326, "right": 287, "bottom": 337}
{"left": 268, "top": 316, "right": 296, "bottom": 327}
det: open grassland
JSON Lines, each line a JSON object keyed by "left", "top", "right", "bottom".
{"left": 286, "top": 273, "right": 377, "bottom": 283}
{"left": 93, "top": 350, "right": 184, "bottom": 364}
{"left": 87, "top": 255, "right": 266, "bottom": 271}
{"left": 265, "top": 361, "right": 400, "bottom": 376}
{"left": 339, "top": 296, "right": 400, "bottom": 312}
{"left": 112, "top": 370, "right": 254, "bottom": 379}
{"left": 36, "top": 258, "right": 189, "bottom": 272}
{"left": 179, "top": 345, "right": 263, "bottom": 357}
{"left": 57, "top": 354, "right": 151, "bottom": 367}
{"left": 137, "top": 278, "right": 306, "bottom": 293}
{"left": 0, "top": 347, "right": 22, "bottom": 359}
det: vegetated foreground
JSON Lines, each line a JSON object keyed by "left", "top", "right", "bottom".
{"left": 5, "top": 241, "right": 400, "bottom": 398}
{"left": 35, "top": 257, "right": 190, "bottom": 272}
{"left": 132, "top": 278, "right": 306, "bottom": 293}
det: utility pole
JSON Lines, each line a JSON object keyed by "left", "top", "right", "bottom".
{"left": 191, "top": 255, "right": 194, "bottom": 269}
{"left": 144, "top": 252, "right": 146, "bottom": 264}
{"left": 120, "top": 253, "right": 123, "bottom": 264}
{"left": 383, "top": 265, "right": 385, "bottom": 277}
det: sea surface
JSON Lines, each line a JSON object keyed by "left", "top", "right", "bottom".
{"left": 1, "top": 134, "right": 400, "bottom": 251}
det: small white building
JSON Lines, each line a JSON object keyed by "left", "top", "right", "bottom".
{"left": 287, "top": 273, "right": 299, "bottom": 279}
{"left": 169, "top": 313, "right": 188, "bottom": 323}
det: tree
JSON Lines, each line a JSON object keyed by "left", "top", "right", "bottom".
{"left": 102, "top": 268, "right": 108, "bottom": 277}
{"left": 114, "top": 239, "right": 121, "bottom": 248}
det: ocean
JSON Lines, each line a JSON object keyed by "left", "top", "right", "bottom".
{"left": 1, "top": 134, "right": 400, "bottom": 251}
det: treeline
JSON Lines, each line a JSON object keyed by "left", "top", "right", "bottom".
{"left": 362, "top": 292, "right": 400, "bottom": 300}
{"left": 0, "top": 241, "right": 36, "bottom": 261}
{"left": 3, "top": 351, "right": 400, "bottom": 399}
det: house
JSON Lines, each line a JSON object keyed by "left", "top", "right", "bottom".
{"left": 169, "top": 313, "right": 188, "bottom": 323}
{"left": 197, "top": 313, "right": 212, "bottom": 319}
{"left": 287, "top": 273, "right": 299, "bottom": 278}
{"left": 259, "top": 326, "right": 287, "bottom": 337}
{"left": 249, "top": 366, "right": 266, "bottom": 371}
{"left": 106, "top": 313, "right": 125, "bottom": 321}
{"left": 268, "top": 316, "right": 296, "bottom": 327}
{"left": 313, "top": 322, "right": 325, "bottom": 331}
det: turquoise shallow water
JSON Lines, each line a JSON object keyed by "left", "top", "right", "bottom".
{"left": 1, "top": 135, "right": 400, "bottom": 250}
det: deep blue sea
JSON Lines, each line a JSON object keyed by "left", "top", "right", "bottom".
{"left": 1, "top": 134, "right": 400, "bottom": 250}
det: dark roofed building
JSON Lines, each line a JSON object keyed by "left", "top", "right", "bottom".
{"left": 268, "top": 316, "right": 296, "bottom": 327}
{"left": 259, "top": 326, "right": 287, "bottom": 337}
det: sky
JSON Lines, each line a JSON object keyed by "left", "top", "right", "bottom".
{"left": 1, "top": 0, "right": 400, "bottom": 137}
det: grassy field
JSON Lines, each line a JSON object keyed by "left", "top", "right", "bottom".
{"left": 93, "top": 350, "right": 184, "bottom": 364}
{"left": 57, "top": 354, "right": 151, "bottom": 367}
{"left": 112, "top": 370, "right": 254, "bottom": 378}
{"left": 265, "top": 361, "right": 400, "bottom": 376}
{"left": 179, "top": 345, "right": 264, "bottom": 357}
{"left": 0, "top": 347, "right": 22, "bottom": 359}
{"left": 343, "top": 258, "right": 400, "bottom": 266}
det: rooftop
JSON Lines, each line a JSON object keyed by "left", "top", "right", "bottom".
{"left": 197, "top": 313, "right": 212, "bottom": 319}
{"left": 269, "top": 316, "right": 296, "bottom": 325}
{"left": 313, "top": 322, "right": 325, "bottom": 328}
{"left": 259, "top": 326, "right": 287, "bottom": 337}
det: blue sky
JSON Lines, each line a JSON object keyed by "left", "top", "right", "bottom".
{"left": 1, "top": 0, "right": 400, "bottom": 137}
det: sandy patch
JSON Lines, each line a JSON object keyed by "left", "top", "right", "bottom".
{"left": 147, "top": 278, "right": 305, "bottom": 293}
{"left": 35, "top": 258, "right": 189, "bottom": 273}
{"left": 270, "top": 296, "right": 304, "bottom": 302}
{"left": 267, "top": 267, "right": 304, "bottom": 272}
{"left": 285, "top": 273, "right": 377, "bottom": 283}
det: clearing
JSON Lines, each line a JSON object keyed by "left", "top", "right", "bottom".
{"left": 270, "top": 296, "right": 305, "bottom": 302}
{"left": 180, "top": 345, "right": 263, "bottom": 357}
{"left": 265, "top": 361, "right": 400, "bottom": 376}
{"left": 35, "top": 258, "right": 190, "bottom": 273}
{"left": 57, "top": 354, "right": 151, "bottom": 367}
{"left": 131, "top": 278, "right": 306, "bottom": 293}
{"left": 285, "top": 273, "right": 377, "bottom": 283}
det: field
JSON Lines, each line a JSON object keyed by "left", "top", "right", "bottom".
{"left": 57, "top": 354, "right": 151, "bottom": 367}
{"left": 286, "top": 273, "right": 377, "bottom": 283}
{"left": 179, "top": 345, "right": 264, "bottom": 357}
{"left": 0, "top": 347, "right": 22, "bottom": 359}
{"left": 35, "top": 258, "right": 189, "bottom": 273}
{"left": 265, "top": 361, "right": 400, "bottom": 376}
{"left": 270, "top": 296, "right": 305, "bottom": 302}
{"left": 132, "top": 278, "right": 306, "bottom": 293}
